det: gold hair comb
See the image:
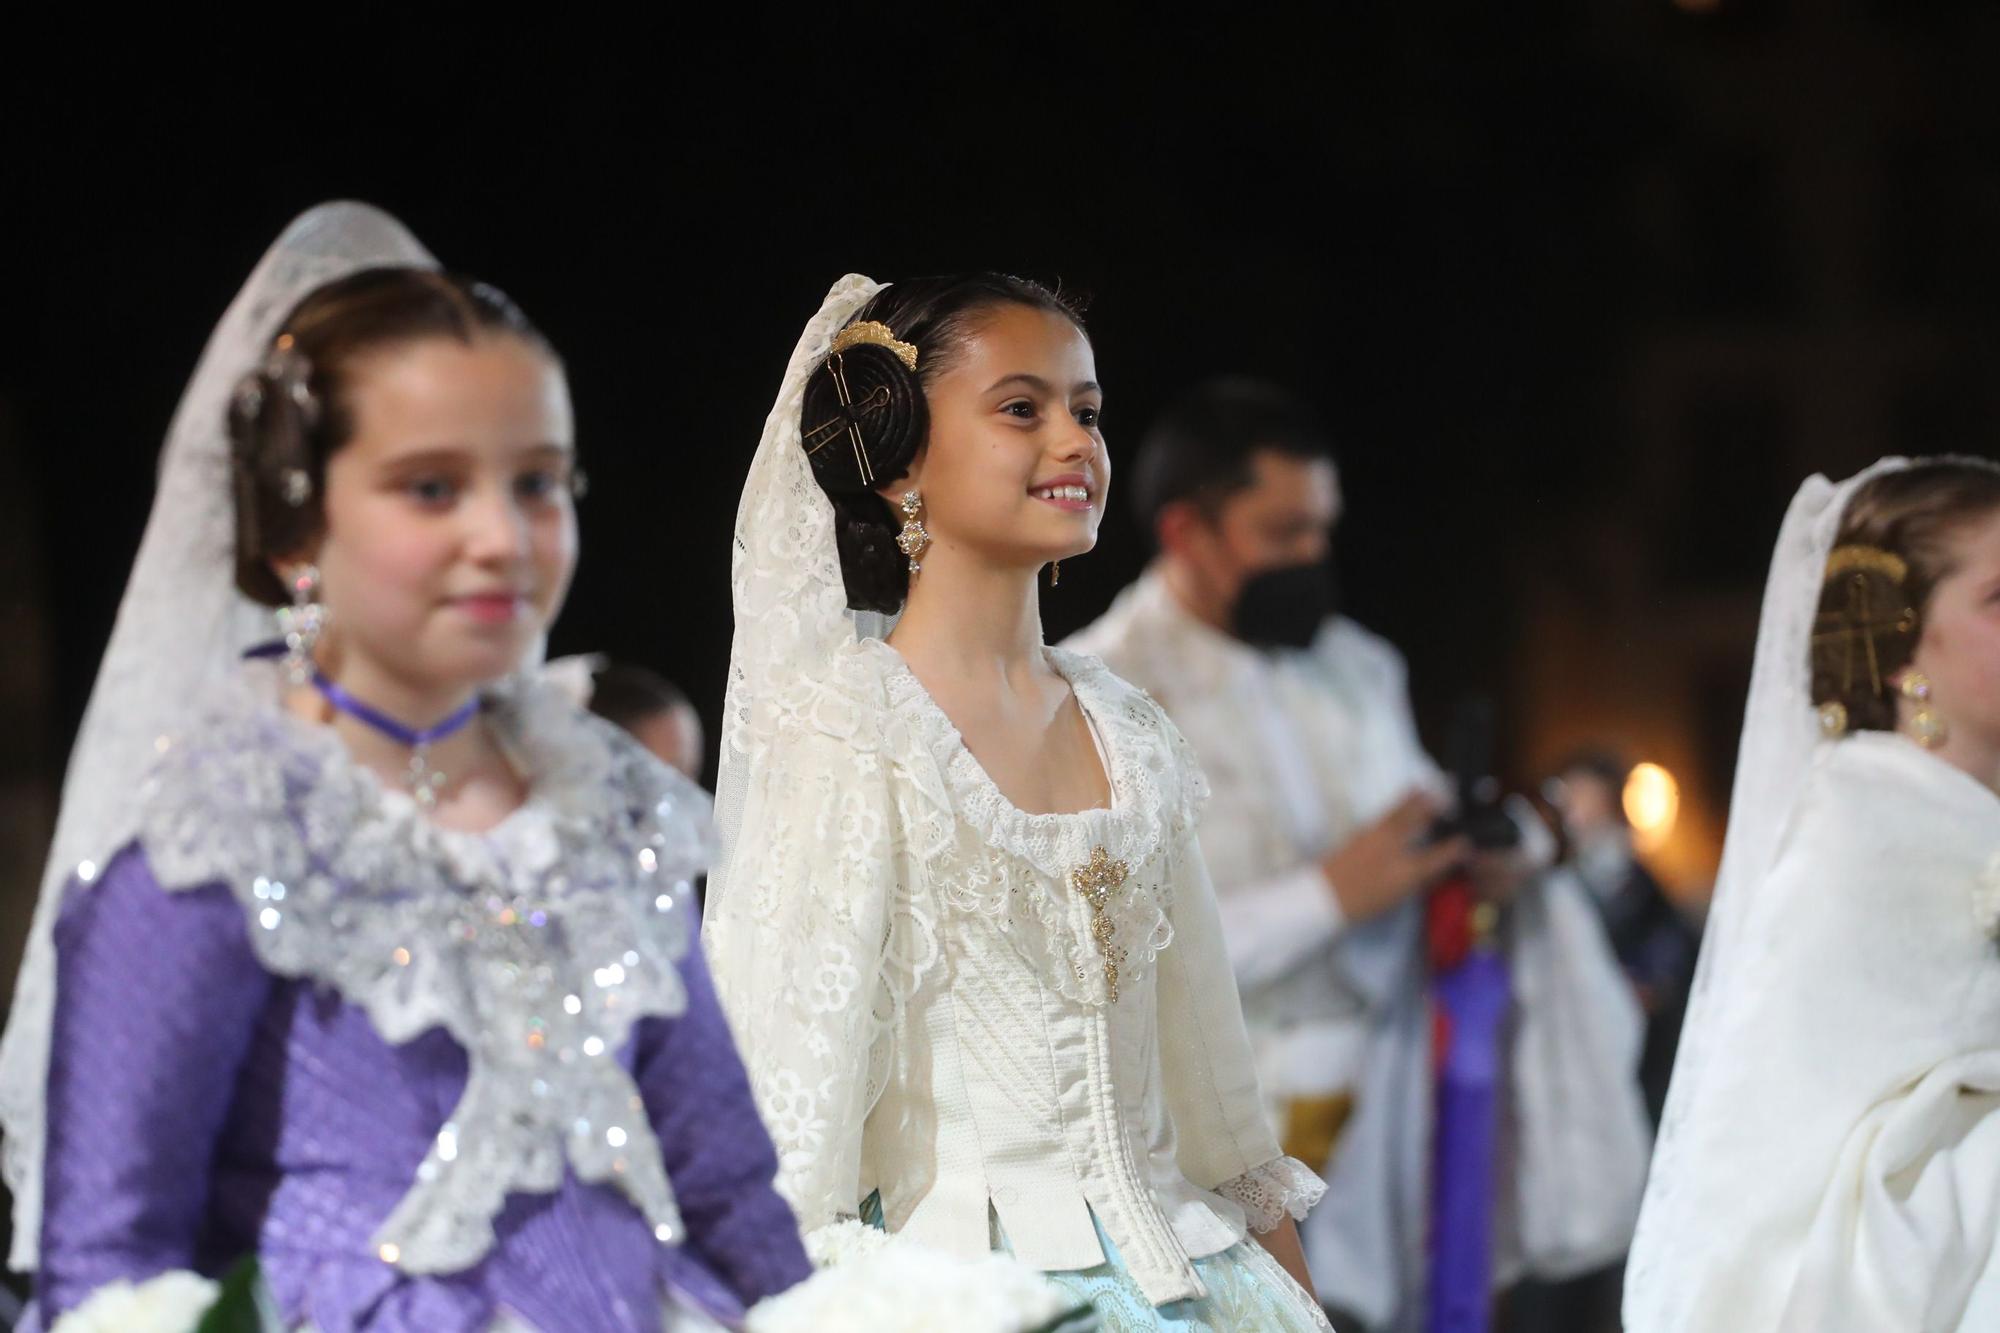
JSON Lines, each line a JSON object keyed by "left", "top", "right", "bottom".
{"left": 830, "top": 320, "right": 919, "bottom": 372}
{"left": 1815, "top": 544, "right": 1918, "bottom": 700}
{"left": 1825, "top": 544, "right": 1908, "bottom": 583}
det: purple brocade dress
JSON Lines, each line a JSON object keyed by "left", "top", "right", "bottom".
{"left": 33, "top": 669, "right": 810, "bottom": 1332}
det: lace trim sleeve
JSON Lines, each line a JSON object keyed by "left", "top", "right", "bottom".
{"left": 1215, "top": 1156, "right": 1327, "bottom": 1234}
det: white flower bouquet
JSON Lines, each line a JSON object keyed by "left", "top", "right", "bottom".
{"left": 51, "top": 1258, "right": 282, "bottom": 1333}
{"left": 747, "top": 1221, "right": 1097, "bottom": 1333}
{"left": 50, "top": 1271, "right": 216, "bottom": 1332}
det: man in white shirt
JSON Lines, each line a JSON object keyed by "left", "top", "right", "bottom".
{"left": 1068, "top": 379, "right": 1650, "bottom": 1331}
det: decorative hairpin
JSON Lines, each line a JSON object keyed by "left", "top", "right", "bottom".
{"left": 830, "top": 320, "right": 919, "bottom": 372}
{"left": 233, "top": 332, "right": 322, "bottom": 508}
{"left": 1814, "top": 545, "right": 1918, "bottom": 700}
{"left": 1825, "top": 544, "right": 1908, "bottom": 584}
{"left": 259, "top": 333, "right": 318, "bottom": 421}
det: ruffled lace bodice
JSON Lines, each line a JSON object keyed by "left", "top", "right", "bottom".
{"left": 877, "top": 640, "right": 1202, "bottom": 1009}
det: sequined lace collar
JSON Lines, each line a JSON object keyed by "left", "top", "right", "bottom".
{"left": 133, "top": 659, "right": 712, "bottom": 1274}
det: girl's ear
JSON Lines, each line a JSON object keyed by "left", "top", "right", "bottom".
{"left": 875, "top": 444, "right": 928, "bottom": 507}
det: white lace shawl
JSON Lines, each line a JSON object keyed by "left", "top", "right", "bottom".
{"left": 129, "top": 662, "right": 710, "bottom": 1274}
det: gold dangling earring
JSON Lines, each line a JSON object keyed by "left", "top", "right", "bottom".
{"left": 896, "top": 490, "right": 930, "bottom": 575}
{"left": 1050, "top": 560, "right": 1061, "bottom": 588}
{"left": 1903, "top": 671, "right": 1948, "bottom": 749}
{"left": 1817, "top": 701, "right": 1849, "bottom": 739}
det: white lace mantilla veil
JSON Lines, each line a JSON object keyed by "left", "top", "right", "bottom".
{"left": 1623, "top": 456, "right": 1913, "bottom": 1328}
{"left": 707, "top": 273, "right": 888, "bottom": 919}
{"left": 0, "top": 203, "right": 440, "bottom": 1271}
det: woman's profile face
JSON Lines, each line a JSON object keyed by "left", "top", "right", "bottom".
{"left": 1908, "top": 505, "right": 2000, "bottom": 754}
{"left": 303, "top": 333, "right": 578, "bottom": 694}
{"left": 890, "top": 302, "right": 1107, "bottom": 573}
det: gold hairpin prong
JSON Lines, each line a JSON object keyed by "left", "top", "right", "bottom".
{"left": 826, "top": 352, "right": 875, "bottom": 486}
{"left": 802, "top": 385, "right": 891, "bottom": 455}
{"left": 1814, "top": 548, "right": 1918, "bottom": 699}
{"left": 830, "top": 320, "right": 919, "bottom": 372}
{"left": 1826, "top": 544, "right": 1908, "bottom": 584}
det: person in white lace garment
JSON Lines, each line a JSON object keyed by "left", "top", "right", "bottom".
{"left": 702, "top": 274, "right": 1334, "bottom": 1330}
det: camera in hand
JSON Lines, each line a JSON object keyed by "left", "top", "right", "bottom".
{"left": 1429, "top": 696, "right": 1521, "bottom": 852}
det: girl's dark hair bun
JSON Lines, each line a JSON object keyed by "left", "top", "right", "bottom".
{"left": 798, "top": 342, "right": 928, "bottom": 495}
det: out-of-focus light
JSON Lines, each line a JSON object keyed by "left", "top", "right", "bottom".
{"left": 1624, "top": 762, "right": 1681, "bottom": 851}
{"left": 1674, "top": 0, "right": 1722, "bottom": 12}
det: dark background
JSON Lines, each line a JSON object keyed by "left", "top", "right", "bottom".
{"left": 4, "top": 0, "right": 1999, "bottom": 969}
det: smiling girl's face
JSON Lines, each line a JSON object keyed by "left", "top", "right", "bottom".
{"left": 886, "top": 302, "right": 1107, "bottom": 573}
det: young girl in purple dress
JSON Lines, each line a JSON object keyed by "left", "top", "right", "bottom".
{"left": 0, "top": 203, "right": 809, "bottom": 1332}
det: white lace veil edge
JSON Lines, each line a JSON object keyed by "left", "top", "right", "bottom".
{"left": 0, "top": 203, "right": 439, "bottom": 1271}
{"left": 1625, "top": 455, "right": 1912, "bottom": 1313}
{"left": 707, "top": 274, "right": 889, "bottom": 920}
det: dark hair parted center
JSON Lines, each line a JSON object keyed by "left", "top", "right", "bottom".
{"left": 1812, "top": 455, "right": 2000, "bottom": 731}
{"left": 227, "top": 267, "right": 553, "bottom": 607}
{"left": 798, "top": 273, "right": 1087, "bottom": 614}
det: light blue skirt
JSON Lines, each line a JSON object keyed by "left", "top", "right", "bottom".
{"left": 863, "top": 1195, "right": 1335, "bottom": 1332}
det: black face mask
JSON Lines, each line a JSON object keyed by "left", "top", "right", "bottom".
{"left": 1229, "top": 558, "right": 1340, "bottom": 651}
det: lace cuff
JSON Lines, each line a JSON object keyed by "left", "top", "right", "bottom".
{"left": 51, "top": 1270, "right": 218, "bottom": 1332}
{"left": 1216, "top": 1155, "right": 1327, "bottom": 1234}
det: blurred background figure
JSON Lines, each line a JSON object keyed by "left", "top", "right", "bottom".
{"left": 545, "top": 654, "right": 707, "bottom": 782}
{"left": 1500, "top": 749, "right": 1702, "bottom": 1332}
{"left": 1545, "top": 750, "right": 1700, "bottom": 1125}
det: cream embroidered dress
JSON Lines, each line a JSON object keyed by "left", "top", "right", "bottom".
{"left": 702, "top": 275, "right": 1331, "bottom": 1330}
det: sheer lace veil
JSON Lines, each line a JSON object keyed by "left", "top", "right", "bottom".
{"left": 706, "top": 274, "right": 889, "bottom": 924}
{"left": 0, "top": 203, "right": 438, "bottom": 1270}
{"left": 1624, "top": 456, "right": 1911, "bottom": 1324}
